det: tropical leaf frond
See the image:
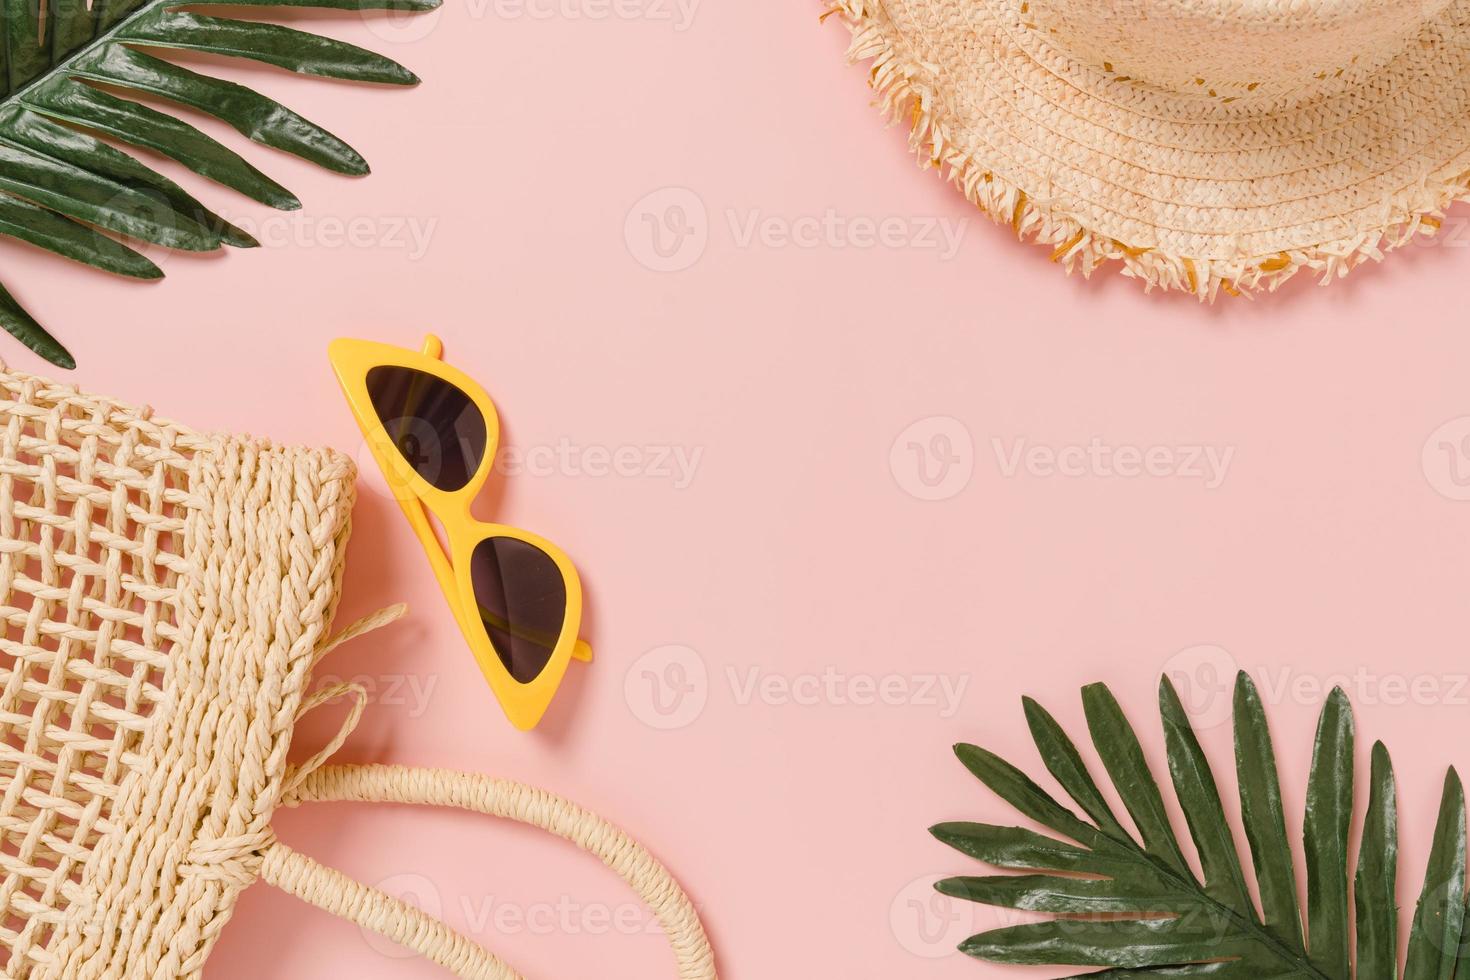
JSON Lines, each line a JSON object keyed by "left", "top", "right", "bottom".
{"left": 933, "top": 673, "right": 1470, "bottom": 979}
{"left": 0, "top": 0, "right": 438, "bottom": 366}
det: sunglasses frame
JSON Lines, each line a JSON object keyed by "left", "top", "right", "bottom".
{"left": 329, "top": 335, "right": 590, "bottom": 731}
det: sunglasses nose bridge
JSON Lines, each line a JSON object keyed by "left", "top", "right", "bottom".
{"left": 450, "top": 489, "right": 478, "bottom": 525}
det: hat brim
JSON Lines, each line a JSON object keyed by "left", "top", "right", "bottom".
{"left": 829, "top": 0, "right": 1470, "bottom": 298}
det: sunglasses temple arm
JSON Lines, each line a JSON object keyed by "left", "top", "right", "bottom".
{"left": 477, "top": 600, "right": 594, "bottom": 664}
{"left": 396, "top": 495, "right": 488, "bottom": 648}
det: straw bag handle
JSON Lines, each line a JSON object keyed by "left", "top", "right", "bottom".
{"left": 258, "top": 764, "right": 717, "bottom": 980}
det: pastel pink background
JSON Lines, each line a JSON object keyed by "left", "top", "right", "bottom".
{"left": 9, "top": 1, "right": 1470, "bottom": 976}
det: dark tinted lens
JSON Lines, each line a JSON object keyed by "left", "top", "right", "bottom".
{"left": 470, "top": 537, "right": 568, "bottom": 683}
{"left": 366, "top": 365, "right": 487, "bottom": 491}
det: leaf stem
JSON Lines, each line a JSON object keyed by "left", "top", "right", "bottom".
{"left": 1092, "top": 832, "right": 1334, "bottom": 980}
{"left": 11, "top": 0, "right": 159, "bottom": 104}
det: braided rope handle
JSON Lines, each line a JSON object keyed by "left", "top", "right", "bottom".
{"left": 258, "top": 764, "right": 717, "bottom": 980}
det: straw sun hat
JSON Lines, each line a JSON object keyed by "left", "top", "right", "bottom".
{"left": 828, "top": 0, "right": 1470, "bottom": 297}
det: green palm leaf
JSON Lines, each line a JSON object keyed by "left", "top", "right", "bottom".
{"left": 933, "top": 673, "right": 1470, "bottom": 978}
{"left": 0, "top": 0, "right": 437, "bottom": 367}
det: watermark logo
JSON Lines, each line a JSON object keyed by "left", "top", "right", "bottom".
{"left": 1423, "top": 416, "right": 1470, "bottom": 500}
{"left": 360, "top": 1, "right": 445, "bottom": 44}
{"left": 890, "top": 416, "right": 975, "bottom": 501}
{"left": 625, "top": 187, "right": 708, "bottom": 272}
{"left": 1162, "top": 644, "right": 1237, "bottom": 730}
{"left": 890, "top": 875, "right": 977, "bottom": 959}
{"left": 625, "top": 644, "right": 709, "bottom": 729}
{"left": 364, "top": 874, "right": 444, "bottom": 958}
{"left": 351, "top": 419, "right": 450, "bottom": 503}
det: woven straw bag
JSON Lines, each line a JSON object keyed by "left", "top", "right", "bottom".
{"left": 0, "top": 365, "right": 715, "bottom": 979}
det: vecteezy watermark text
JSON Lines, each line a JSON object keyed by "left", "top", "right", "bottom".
{"left": 232, "top": 213, "right": 437, "bottom": 260}
{"left": 495, "top": 439, "right": 702, "bottom": 489}
{"left": 624, "top": 187, "right": 969, "bottom": 272}
{"left": 1164, "top": 643, "right": 1470, "bottom": 730}
{"left": 890, "top": 416, "right": 1236, "bottom": 501}
{"left": 465, "top": 0, "right": 699, "bottom": 28}
{"left": 726, "top": 666, "right": 969, "bottom": 716}
{"left": 724, "top": 209, "right": 967, "bottom": 259}
{"left": 991, "top": 437, "right": 1234, "bottom": 488}
{"left": 624, "top": 645, "right": 971, "bottom": 729}
{"left": 362, "top": 874, "right": 672, "bottom": 959}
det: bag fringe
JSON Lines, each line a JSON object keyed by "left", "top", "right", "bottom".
{"left": 825, "top": 0, "right": 1470, "bottom": 300}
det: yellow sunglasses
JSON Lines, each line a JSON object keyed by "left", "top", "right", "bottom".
{"left": 329, "top": 335, "right": 590, "bottom": 731}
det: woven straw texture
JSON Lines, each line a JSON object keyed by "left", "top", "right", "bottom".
{"left": 829, "top": 0, "right": 1470, "bottom": 297}
{"left": 0, "top": 365, "right": 716, "bottom": 980}
{"left": 0, "top": 366, "right": 353, "bottom": 978}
